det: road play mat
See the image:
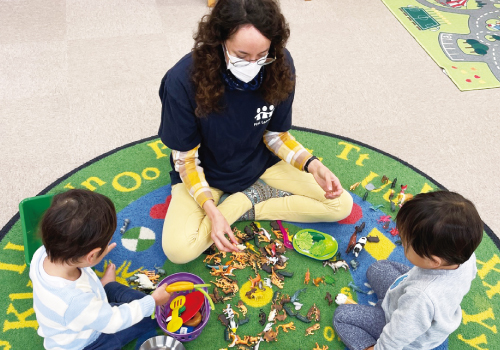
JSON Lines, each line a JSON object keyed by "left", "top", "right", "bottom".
{"left": 1, "top": 127, "right": 499, "bottom": 350}
{"left": 381, "top": 0, "right": 500, "bottom": 90}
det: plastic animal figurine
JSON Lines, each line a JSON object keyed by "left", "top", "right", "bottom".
{"left": 276, "top": 220, "right": 293, "bottom": 249}
{"left": 259, "top": 227, "right": 272, "bottom": 241}
{"left": 258, "top": 309, "right": 266, "bottom": 326}
{"left": 210, "top": 286, "right": 231, "bottom": 304}
{"left": 283, "top": 304, "right": 296, "bottom": 316}
{"left": 390, "top": 227, "right": 399, "bottom": 236}
{"left": 335, "top": 293, "right": 357, "bottom": 305}
{"left": 304, "top": 269, "right": 310, "bottom": 284}
{"left": 353, "top": 237, "right": 367, "bottom": 257}
{"left": 369, "top": 204, "right": 384, "bottom": 211}
{"left": 271, "top": 268, "right": 284, "bottom": 289}
{"left": 295, "top": 313, "right": 310, "bottom": 323}
{"left": 323, "top": 259, "right": 349, "bottom": 273}
{"left": 306, "top": 304, "right": 320, "bottom": 321}
{"left": 203, "top": 252, "right": 221, "bottom": 264}
{"left": 291, "top": 288, "right": 307, "bottom": 302}
{"left": 346, "top": 222, "right": 365, "bottom": 253}
{"left": 313, "top": 277, "right": 325, "bottom": 287}
{"left": 217, "top": 313, "right": 229, "bottom": 327}
{"left": 119, "top": 218, "right": 130, "bottom": 234}
{"left": 313, "top": 343, "right": 329, "bottom": 350}
{"left": 324, "top": 275, "right": 335, "bottom": 285}
{"left": 391, "top": 177, "right": 397, "bottom": 188}
{"left": 349, "top": 182, "right": 361, "bottom": 191}
{"left": 350, "top": 259, "right": 360, "bottom": 270}
{"left": 268, "top": 309, "right": 277, "bottom": 322}
{"left": 345, "top": 231, "right": 357, "bottom": 254}
{"left": 134, "top": 273, "right": 155, "bottom": 290}
{"left": 236, "top": 300, "right": 247, "bottom": 317}
{"left": 325, "top": 292, "right": 333, "bottom": 306}
{"left": 249, "top": 273, "right": 261, "bottom": 288}
{"left": 275, "top": 310, "right": 287, "bottom": 322}
{"left": 138, "top": 269, "right": 160, "bottom": 283}
{"left": 377, "top": 215, "right": 392, "bottom": 223}
{"left": 277, "top": 322, "right": 296, "bottom": 332}
{"left": 391, "top": 201, "right": 396, "bottom": 212}
{"left": 305, "top": 323, "right": 320, "bottom": 336}
{"left": 270, "top": 220, "right": 280, "bottom": 231}
{"left": 262, "top": 328, "right": 279, "bottom": 342}
{"left": 245, "top": 287, "right": 257, "bottom": 299}
{"left": 250, "top": 222, "right": 260, "bottom": 233}
{"left": 397, "top": 185, "right": 413, "bottom": 207}
{"left": 388, "top": 189, "right": 395, "bottom": 200}
{"left": 244, "top": 242, "right": 259, "bottom": 255}
{"left": 223, "top": 304, "right": 238, "bottom": 333}
{"left": 348, "top": 281, "right": 368, "bottom": 294}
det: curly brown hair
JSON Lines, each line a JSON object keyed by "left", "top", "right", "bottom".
{"left": 192, "top": 0, "right": 295, "bottom": 117}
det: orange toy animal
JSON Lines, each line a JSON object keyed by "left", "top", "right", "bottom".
{"left": 313, "top": 277, "right": 325, "bottom": 287}
{"left": 305, "top": 323, "right": 320, "bottom": 336}
{"left": 304, "top": 268, "right": 310, "bottom": 284}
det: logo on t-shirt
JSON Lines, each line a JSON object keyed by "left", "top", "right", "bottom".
{"left": 389, "top": 274, "right": 409, "bottom": 290}
{"left": 254, "top": 105, "right": 275, "bottom": 126}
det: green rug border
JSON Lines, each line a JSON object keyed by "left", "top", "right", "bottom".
{"left": 2, "top": 126, "right": 498, "bottom": 251}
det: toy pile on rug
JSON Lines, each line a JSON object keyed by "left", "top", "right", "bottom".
{"left": 100, "top": 177, "right": 451, "bottom": 350}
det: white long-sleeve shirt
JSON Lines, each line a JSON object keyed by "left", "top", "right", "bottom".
{"left": 29, "top": 246, "right": 155, "bottom": 350}
{"left": 376, "top": 254, "right": 477, "bottom": 350}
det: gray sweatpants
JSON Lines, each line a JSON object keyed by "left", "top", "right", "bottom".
{"left": 333, "top": 260, "right": 411, "bottom": 350}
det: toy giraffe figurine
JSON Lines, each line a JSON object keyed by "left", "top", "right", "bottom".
{"left": 304, "top": 269, "right": 310, "bottom": 284}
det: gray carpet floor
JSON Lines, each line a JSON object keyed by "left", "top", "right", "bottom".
{"left": 0, "top": 0, "right": 498, "bottom": 239}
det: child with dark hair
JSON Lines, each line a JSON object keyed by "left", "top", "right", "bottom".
{"left": 29, "top": 189, "right": 172, "bottom": 350}
{"left": 333, "top": 190, "right": 483, "bottom": 350}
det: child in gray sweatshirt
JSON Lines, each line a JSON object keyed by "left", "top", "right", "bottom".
{"left": 334, "top": 190, "right": 483, "bottom": 350}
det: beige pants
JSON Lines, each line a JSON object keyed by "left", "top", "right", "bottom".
{"left": 162, "top": 161, "right": 353, "bottom": 263}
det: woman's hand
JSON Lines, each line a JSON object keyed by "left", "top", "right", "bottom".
{"left": 308, "top": 159, "right": 343, "bottom": 199}
{"left": 203, "top": 200, "right": 239, "bottom": 252}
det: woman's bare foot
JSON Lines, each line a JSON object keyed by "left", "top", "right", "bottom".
{"left": 100, "top": 263, "right": 116, "bottom": 287}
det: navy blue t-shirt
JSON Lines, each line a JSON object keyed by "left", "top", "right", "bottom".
{"left": 158, "top": 50, "right": 295, "bottom": 194}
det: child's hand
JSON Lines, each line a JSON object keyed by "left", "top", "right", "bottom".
{"left": 151, "top": 285, "right": 172, "bottom": 306}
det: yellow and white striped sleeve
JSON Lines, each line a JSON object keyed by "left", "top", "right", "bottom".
{"left": 263, "top": 131, "right": 313, "bottom": 171}
{"left": 171, "top": 145, "right": 213, "bottom": 207}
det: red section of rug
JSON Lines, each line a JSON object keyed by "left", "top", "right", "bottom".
{"left": 338, "top": 202, "right": 362, "bottom": 224}
{"left": 150, "top": 195, "right": 171, "bottom": 219}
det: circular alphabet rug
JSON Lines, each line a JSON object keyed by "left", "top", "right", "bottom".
{"left": 1, "top": 127, "right": 499, "bottom": 350}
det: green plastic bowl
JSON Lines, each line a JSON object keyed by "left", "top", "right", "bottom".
{"left": 292, "top": 229, "right": 338, "bottom": 261}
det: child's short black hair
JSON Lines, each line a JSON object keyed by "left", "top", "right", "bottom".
{"left": 396, "top": 190, "right": 483, "bottom": 265}
{"left": 41, "top": 189, "right": 117, "bottom": 264}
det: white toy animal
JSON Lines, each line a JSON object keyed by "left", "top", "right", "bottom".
{"left": 323, "top": 259, "right": 350, "bottom": 273}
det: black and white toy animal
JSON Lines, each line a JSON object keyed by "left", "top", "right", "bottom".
{"left": 353, "top": 237, "right": 367, "bottom": 257}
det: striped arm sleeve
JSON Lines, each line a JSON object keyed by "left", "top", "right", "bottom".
{"left": 172, "top": 145, "right": 214, "bottom": 207}
{"left": 263, "top": 131, "right": 313, "bottom": 171}
{"left": 65, "top": 293, "right": 155, "bottom": 334}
